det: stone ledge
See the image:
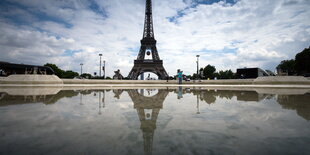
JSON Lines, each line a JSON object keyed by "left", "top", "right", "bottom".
{"left": 61, "top": 79, "right": 255, "bottom": 85}
{"left": 0, "top": 75, "right": 309, "bottom": 85}
{"left": 1, "top": 85, "right": 309, "bottom": 96}
{"left": 254, "top": 76, "right": 308, "bottom": 82}
{"left": 0, "top": 75, "right": 63, "bottom": 85}
{"left": 253, "top": 76, "right": 310, "bottom": 84}
{"left": 61, "top": 77, "right": 309, "bottom": 85}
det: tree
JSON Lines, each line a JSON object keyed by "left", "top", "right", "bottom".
{"left": 203, "top": 64, "right": 216, "bottom": 79}
{"left": 192, "top": 73, "right": 198, "bottom": 79}
{"left": 63, "top": 70, "right": 79, "bottom": 78}
{"left": 187, "top": 75, "right": 193, "bottom": 79}
{"left": 295, "top": 47, "right": 310, "bottom": 75}
{"left": 81, "top": 73, "right": 92, "bottom": 79}
{"left": 277, "top": 59, "right": 296, "bottom": 75}
{"left": 44, "top": 63, "right": 79, "bottom": 78}
{"left": 213, "top": 72, "right": 219, "bottom": 79}
{"left": 226, "top": 70, "right": 234, "bottom": 79}
{"left": 44, "top": 63, "right": 64, "bottom": 77}
{"left": 217, "top": 69, "right": 235, "bottom": 79}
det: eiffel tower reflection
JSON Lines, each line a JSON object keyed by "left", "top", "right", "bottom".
{"left": 127, "top": 89, "right": 168, "bottom": 155}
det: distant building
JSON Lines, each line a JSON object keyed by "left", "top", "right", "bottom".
{"left": 236, "top": 68, "right": 270, "bottom": 79}
{"left": 0, "top": 61, "right": 54, "bottom": 77}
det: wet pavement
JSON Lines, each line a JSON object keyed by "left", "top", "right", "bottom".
{"left": 0, "top": 87, "right": 310, "bottom": 155}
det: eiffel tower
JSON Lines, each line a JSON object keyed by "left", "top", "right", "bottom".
{"left": 128, "top": 0, "right": 168, "bottom": 80}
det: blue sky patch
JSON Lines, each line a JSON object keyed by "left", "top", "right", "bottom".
{"left": 62, "top": 49, "right": 83, "bottom": 56}
{"left": 221, "top": 48, "right": 237, "bottom": 54}
{"left": 33, "top": 11, "right": 73, "bottom": 28}
{"left": 0, "top": 0, "right": 73, "bottom": 28}
{"left": 198, "top": 47, "right": 237, "bottom": 55}
{"left": 167, "top": 0, "right": 238, "bottom": 23}
{"left": 231, "top": 40, "right": 243, "bottom": 46}
{"left": 88, "top": 0, "right": 107, "bottom": 18}
{"left": 167, "top": 10, "right": 186, "bottom": 23}
{"left": 193, "top": 0, "right": 238, "bottom": 6}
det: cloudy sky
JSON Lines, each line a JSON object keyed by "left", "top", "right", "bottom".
{"left": 0, "top": 0, "right": 309, "bottom": 77}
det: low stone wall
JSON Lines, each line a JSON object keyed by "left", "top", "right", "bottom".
{"left": 1, "top": 85, "right": 309, "bottom": 96}
{"left": 62, "top": 79, "right": 175, "bottom": 84}
{"left": 0, "top": 75, "right": 309, "bottom": 85}
{"left": 253, "top": 76, "right": 310, "bottom": 84}
{"left": 62, "top": 79, "right": 255, "bottom": 85}
{"left": 0, "top": 75, "right": 63, "bottom": 85}
{"left": 62, "top": 77, "right": 310, "bottom": 85}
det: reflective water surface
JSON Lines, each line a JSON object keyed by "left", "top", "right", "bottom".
{"left": 0, "top": 87, "right": 310, "bottom": 155}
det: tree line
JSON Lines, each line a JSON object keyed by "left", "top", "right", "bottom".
{"left": 191, "top": 64, "right": 236, "bottom": 79}
{"left": 193, "top": 46, "right": 310, "bottom": 79}
{"left": 44, "top": 63, "right": 112, "bottom": 79}
{"left": 44, "top": 63, "right": 79, "bottom": 78}
{"left": 44, "top": 46, "right": 309, "bottom": 79}
{"left": 277, "top": 47, "right": 310, "bottom": 76}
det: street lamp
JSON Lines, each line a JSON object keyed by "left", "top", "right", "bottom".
{"left": 99, "top": 53, "right": 102, "bottom": 77}
{"left": 103, "top": 60, "right": 106, "bottom": 79}
{"left": 80, "top": 63, "right": 83, "bottom": 76}
{"left": 196, "top": 55, "right": 200, "bottom": 80}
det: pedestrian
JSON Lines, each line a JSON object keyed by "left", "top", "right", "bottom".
{"left": 178, "top": 70, "right": 183, "bottom": 84}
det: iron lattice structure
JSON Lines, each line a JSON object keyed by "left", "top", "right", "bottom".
{"left": 128, "top": 0, "right": 168, "bottom": 80}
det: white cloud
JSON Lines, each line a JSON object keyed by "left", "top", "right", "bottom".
{"left": 0, "top": 0, "right": 309, "bottom": 77}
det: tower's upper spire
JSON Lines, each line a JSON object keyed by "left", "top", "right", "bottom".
{"left": 142, "top": 0, "right": 154, "bottom": 39}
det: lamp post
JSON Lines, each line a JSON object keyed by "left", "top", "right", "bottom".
{"left": 80, "top": 63, "right": 83, "bottom": 76}
{"left": 196, "top": 55, "right": 200, "bottom": 80}
{"left": 99, "top": 54, "right": 102, "bottom": 77}
{"left": 103, "top": 60, "right": 105, "bottom": 79}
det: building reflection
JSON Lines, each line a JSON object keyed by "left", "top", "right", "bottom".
{"left": 127, "top": 89, "right": 169, "bottom": 155}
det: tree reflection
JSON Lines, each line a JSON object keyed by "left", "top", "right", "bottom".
{"left": 170, "top": 87, "right": 310, "bottom": 120}
{"left": 277, "top": 93, "right": 310, "bottom": 121}
{"left": 187, "top": 89, "right": 271, "bottom": 104}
